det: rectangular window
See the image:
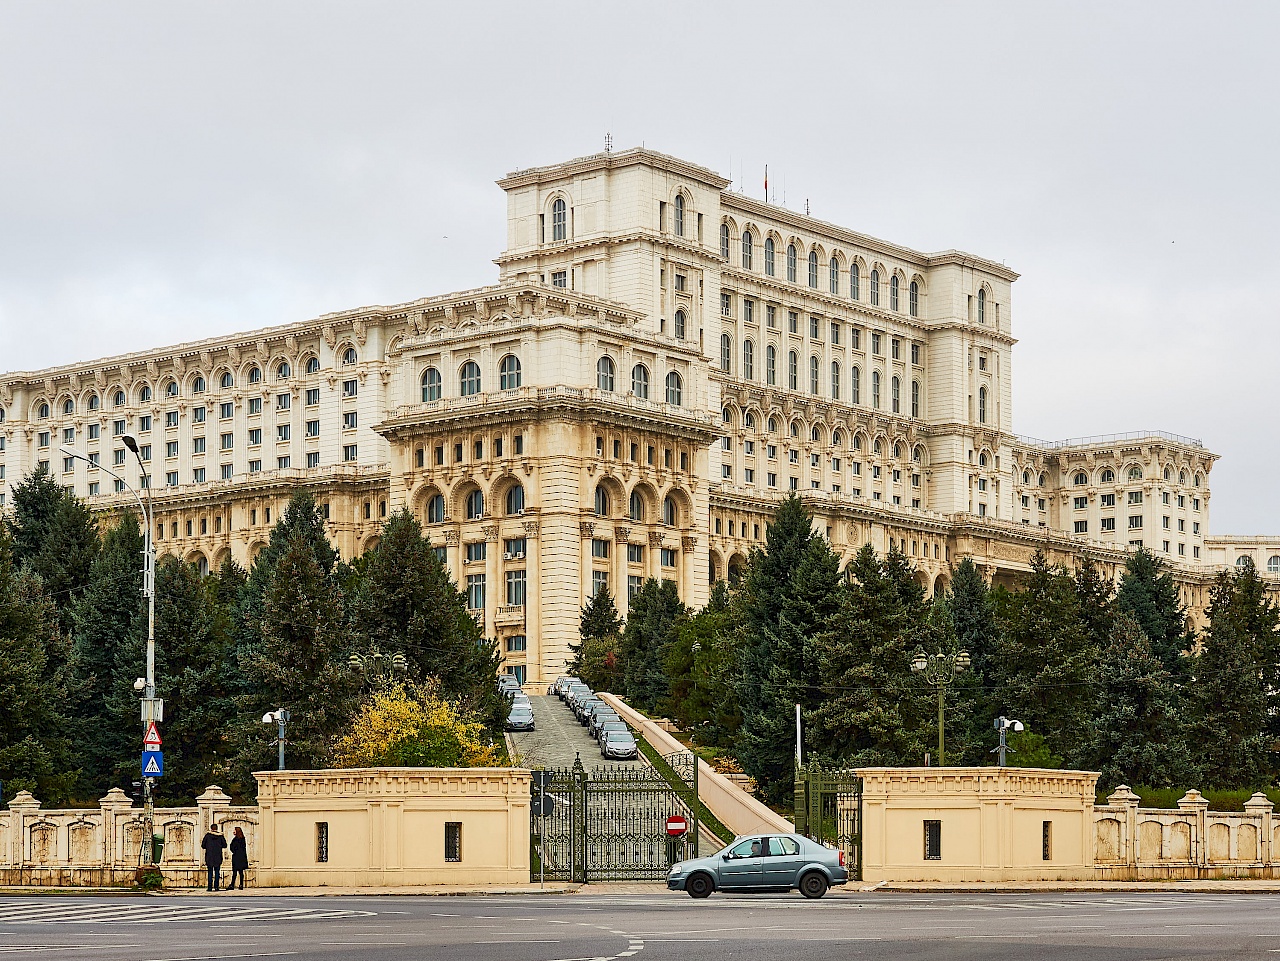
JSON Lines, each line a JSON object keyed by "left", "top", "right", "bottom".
{"left": 277, "top": 393, "right": 290, "bottom": 410}
{"left": 220, "top": 433, "right": 233, "bottom": 450}
{"left": 891, "top": 338, "right": 900, "bottom": 360}
{"left": 192, "top": 467, "right": 206, "bottom": 483}
{"left": 505, "top": 570, "right": 527, "bottom": 606}
{"left": 316, "top": 822, "right": 329, "bottom": 863}
{"left": 1193, "top": 521, "right": 1201, "bottom": 534}
{"left": 1128, "top": 490, "right": 1143, "bottom": 505}
{"left": 306, "top": 420, "right": 320, "bottom": 437}
{"left": 1129, "top": 515, "right": 1143, "bottom": 529}
{"left": 1101, "top": 493, "right": 1116, "bottom": 507}
{"left": 1193, "top": 497, "right": 1201, "bottom": 511}
{"left": 166, "top": 441, "right": 179, "bottom": 458}
{"left": 627, "top": 575, "right": 643, "bottom": 602}
{"left": 465, "top": 574, "right": 485, "bottom": 611}
{"left": 88, "top": 423, "right": 100, "bottom": 440}
{"left": 220, "top": 463, "right": 234, "bottom": 480}
{"left": 788, "top": 310, "right": 798, "bottom": 333}
{"left": 342, "top": 380, "right": 358, "bottom": 398}
{"left": 220, "top": 402, "right": 234, "bottom": 419}
{"left": 164, "top": 412, "right": 178, "bottom": 428}
{"left": 139, "top": 414, "right": 151, "bottom": 432}
{"left": 306, "top": 451, "right": 320, "bottom": 468}
{"left": 305, "top": 388, "right": 320, "bottom": 407}
{"left": 166, "top": 471, "right": 178, "bottom": 486}
{"left": 591, "top": 538, "right": 610, "bottom": 558}
{"left": 1178, "top": 518, "right": 1185, "bottom": 532}
{"left": 1074, "top": 496, "right": 1087, "bottom": 510}
{"left": 248, "top": 397, "right": 262, "bottom": 415}
{"left": 722, "top": 464, "right": 732, "bottom": 478}
{"left": 514, "top": 434, "right": 524, "bottom": 455}
{"left": 506, "top": 635, "right": 527, "bottom": 652}
{"left": 1074, "top": 520, "right": 1088, "bottom": 534}
{"left": 466, "top": 541, "right": 487, "bottom": 563}
{"left": 871, "top": 332, "right": 881, "bottom": 355}
{"left": 831, "top": 322, "right": 840, "bottom": 345}
{"left": 592, "top": 570, "right": 610, "bottom": 596}
{"left": 627, "top": 543, "right": 645, "bottom": 563}
{"left": 911, "top": 343, "right": 920, "bottom": 365}
{"left": 551, "top": 270, "right": 567, "bottom": 288}
{"left": 660, "top": 548, "right": 678, "bottom": 567}
{"left": 810, "top": 316, "right": 820, "bottom": 339}
{"left": 1101, "top": 517, "right": 1116, "bottom": 532}
{"left": 62, "top": 455, "right": 75, "bottom": 474}
{"left": 744, "top": 468, "right": 754, "bottom": 483}
{"left": 277, "top": 455, "right": 290, "bottom": 469}
{"left": 343, "top": 411, "right": 358, "bottom": 430}
{"left": 675, "top": 273, "right": 686, "bottom": 292}
{"left": 435, "top": 445, "right": 444, "bottom": 465}
{"left": 851, "top": 328, "right": 860, "bottom": 349}
{"left": 720, "top": 292, "right": 732, "bottom": 316}
{"left": 1177, "top": 494, "right": 1185, "bottom": 508}
{"left": 249, "top": 428, "right": 262, "bottom": 446}
{"left": 924, "top": 820, "right": 942, "bottom": 860}
{"left": 1163, "top": 516, "right": 1171, "bottom": 529}
{"left": 192, "top": 406, "right": 206, "bottom": 424}
{"left": 192, "top": 436, "right": 206, "bottom": 454}
{"left": 62, "top": 427, "right": 75, "bottom": 444}
{"left": 766, "top": 304, "right": 777, "bottom": 328}
{"left": 1042, "top": 821, "right": 1052, "bottom": 861}
{"left": 277, "top": 424, "right": 291, "bottom": 441}
{"left": 743, "top": 299, "right": 754, "bottom": 324}
{"left": 767, "top": 472, "right": 777, "bottom": 488}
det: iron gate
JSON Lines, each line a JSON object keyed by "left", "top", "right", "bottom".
{"left": 531, "top": 751, "right": 699, "bottom": 882}
{"left": 794, "top": 761, "right": 863, "bottom": 881}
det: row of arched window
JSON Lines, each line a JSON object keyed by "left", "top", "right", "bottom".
{"left": 1069, "top": 466, "right": 1203, "bottom": 488}
{"left": 29, "top": 349, "right": 363, "bottom": 419}
{"left": 424, "top": 483, "right": 526, "bottom": 523}
{"left": 1237, "top": 555, "right": 1280, "bottom": 573}
{"left": 593, "top": 486, "right": 683, "bottom": 526}
{"left": 721, "top": 407, "right": 926, "bottom": 460}
{"left": 719, "top": 224, "right": 923, "bottom": 317}
{"left": 421, "top": 356, "right": 522, "bottom": 401}
{"left": 594, "top": 357, "right": 684, "bottom": 405}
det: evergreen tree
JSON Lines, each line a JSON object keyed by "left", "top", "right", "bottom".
{"left": 1084, "top": 613, "right": 1192, "bottom": 790}
{"left": 1116, "top": 548, "right": 1192, "bottom": 679}
{"left": 579, "top": 586, "right": 623, "bottom": 642}
{"left": 663, "top": 581, "right": 738, "bottom": 744}
{"left": 949, "top": 557, "right": 1002, "bottom": 763}
{"left": 990, "top": 551, "right": 1099, "bottom": 768}
{"left": 569, "top": 587, "right": 624, "bottom": 690}
{"left": 0, "top": 527, "right": 77, "bottom": 804}
{"left": 1074, "top": 556, "right": 1116, "bottom": 651}
{"left": 348, "top": 511, "right": 504, "bottom": 730}
{"left": 619, "top": 578, "right": 686, "bottom": 713}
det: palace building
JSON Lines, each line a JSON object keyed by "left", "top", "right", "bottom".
{"left": 0, "top": 147, "right": 1270, "bottom": 682}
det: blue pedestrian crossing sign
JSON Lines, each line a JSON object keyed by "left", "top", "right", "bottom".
{"left": 141, "top": 751, "right": 164, "bottom": 777}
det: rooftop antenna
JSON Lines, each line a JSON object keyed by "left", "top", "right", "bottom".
{"left": 805, "top": 198, "right": 810, "bottom": 217}
{"left": 604, "top": 132, "right": 612, "bottom": 154}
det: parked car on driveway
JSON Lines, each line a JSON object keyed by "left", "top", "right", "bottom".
{"left": 588, "top": 708, "right": 619, "bottom": 738}
{"left": 505, "top": 702, "right": 535, "bottom": 731}
{"left": 601, "top": 730, "right": 639, "bottom": 760}
{"left": 667, "top": 833, "right": 848, "bottom": 899}
{"left": 595, "top": 720, "right": 629, "bottom": 744}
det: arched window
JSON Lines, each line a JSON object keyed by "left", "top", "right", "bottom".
{"left": 741, "top": 230, "right": 753, "bottom": 269}
{"left": 873, "top": 438, "right": 882, "bottom": 455}
{"left": 831, "top": 362, "right": 840, "bottom": 400}
{"left": 1101, "top": 469, "right": 1116, "bottom": 483}
{"left": 978, "top": 287, "right": 986, "bottom": 324}
{"left": 674, "top": 308, "right": 686, "bottom": 340}
{"left": 720, "top": 222, "right": 730, "bottom": 259}
{"left": 909, "top": 281, "right": 919, "bottom": 317}
{"left": 1023, "top": 470, "right": 1032, "bottom": 484}
{"left": 220, "top": 372, "right": 234, "bottom": 389}
{"left": 193, "top": 376, "right": 206, "bottom": 394}
{"left": 673, "top": 194, "right": 685, "bottom": 236}
{"left": 114, "top": 390, "right": 126, "bottom": 407}
{"left": 722, "top": 407, "right": 733, "bottom": 425}
{"left": 768, "top": 416, "right": 779, "bottom": 433}
{"left": 663, "top": 496, "right": 677, "bottom": 526}
{"left": 807, "top": 250, "right": 818, "bottom": 288}
{"left": 720, "top": 333, "right": 732, "bottom": 372}
{"left": 1195, "top": 473, "right": 1202, "bottom": 487}
{"left": 61, "top": 397, "right": 74, "bottom": 414}
{"left": 88, "top": 393, "right": 99, "bottom": 411}
{"left": 890, "top": 275, "right": 900, "bottom": 312}
{"left": 594, "top": 486, "right": 610, "bottom": 516}
{"left": 276, "top": 361, "right": 290, "bottom": 381}
{"left": 505, "top": 484, "right": 525, "bottom": 515}
{"left": 426, "top": 494, "right": 445, "bottom": 523}
{"left": 1074, "top": 472, "right": 1088, "bottom": 486}
{"left": 872, "top": 371, "right": 881, "bottom": 408}
{"left": 1269, "top": 556, "right": 1280, "bottom": 573}
{"left": 852, "top": 433, "right": 863, "bottom": 452}
{"left": 870, "top": 269, "right": 880, "bottom": 306}
{"left": 1179, "top": 470, "right": 1187, "bottom": 484}
{"left": 811, "top": 425, "right": 824, "bottom": 444}
{"left": 342, "top": 347, "right": 357, "bottom": 366}
{"left": 422, "top": 367, "right": 442, "bottom": 402}
{"left": 140, "top": 385, "right": 152, "bottom": 402}
{"left": 764, "top": 237, "right": 775, "bottom": 276}
{"left": 833, "top": 428, "right": 844, "bottom": 446}
{"left": 787, "top": 243, "right": 797, "bottom": 282}
{"left": 1127, "top": 466, "right": 1143, "bottom": 481}
{"left": 465, "top": 489, "right": 484, "bottom": 519}
{"left": 788, "top": 350, "right": 798, "bottom": 390}
{"left": 460, "top": 361, "right": 481, "bottom": 396}
{"left": 895, "top": 443, "right": 904, "bottom": 460}
{"left": 629, "top": 490, "right": 645, "bottom": 522}
{"left": 0, "top": 408, "right": 4, "bottom": 423}
{"left": 766, "top": 345, "right": 777, "bottom": 385}
{"left": 552, "top": 198, "right": 567, "bottom": 241}
{"left": 597, "top": 356, "right": 615, "bottom": 392}
{"left": 743, "top": 339, "right": 755, "bottom": 380}
{"left": 247, "top": 366, "right": 261, "bottom": 384}
{"left": 1237, "top": 556, "right": 1252, "bottom": 568}
{"left": 892, "top": 376, "right": 901, "bottom": 413}
{"left": 790, "top": 421, "right": 800, "bottom": 438}
{"left": 305, "top": 356, "right": 320, "bottom": 374}
{"left": 978, "top": 385, "right": 987, "bottom": 423}
{"left": 665, "top": 371, "right": 683, "bottom": 406}
{"left": 165, "top": 381, "right": 178, "bottom": 398}
{"left": 809, "top": 355, "right": 819, "bottom": 394}
{"left": 38, "top": 402, "right": 50, "bottom": 419}
{"left": 851, "top": 365, "right": 861, "bottom": 405}
{"left": 914, "top": 446, "right": 924, "bottom": 464}
{"left": 744, "top": 411, "right": 756, "bottom": 430}
{"left": 632, "top": 364, "right": 650, "bottom": 399}
{"left": 499, "top": 354, "right": 522, "bottom": 390}
{"left": 828, "top": 256, "right": 838, "bottom": 295}
{"left": 911, "top": 380, "right": 920, "bottom": 418}
{"left": 851, "top": 262, "right": 860, "bottom": 300}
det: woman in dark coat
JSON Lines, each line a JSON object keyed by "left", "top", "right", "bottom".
{"left": 226, "top": 827, "right": 248, "bottom": 890}
{"left": 200, "top": 823, "right": 227, "bottom": 892}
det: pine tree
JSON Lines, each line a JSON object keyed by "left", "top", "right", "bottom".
{"left": 1084, "top": 613, "right": 1193, "bottom": 790}
{"left": 949, "top": 557, "right": 1001, "bottom": 764}
{"left": 579, "top": 586, "right": 623, "bottom": 642}
{"left": 664, "top": 581, "right": 739, "bottom": 745}
{"left": 1116, "top": 548, "right": 1191, "bottom": 679}
{"left": 1074, "top": 556, "right": 1116, "bottom": 651}
{"left": 619, "top": 578, "right": 686, "bottom": 713}
{"left": 569, "top": 586, "right": 625, "bottom": 690}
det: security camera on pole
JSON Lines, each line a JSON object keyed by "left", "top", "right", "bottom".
{"left": 263, "top": 709, "right": 291, "bottom": 770}
{"left": 992, "top": 716, "right": 1024, "bottom": 767}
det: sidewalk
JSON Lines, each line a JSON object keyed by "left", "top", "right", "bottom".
{"left": 0, "top": 882, "right": 581, "bottom": 897}
{"left": 862, "top": 879, "right": 1280, "bottom": 894}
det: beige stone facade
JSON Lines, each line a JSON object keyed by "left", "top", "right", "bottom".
{"left": 0, "top": 146, "right": 1271, "bottom": 681}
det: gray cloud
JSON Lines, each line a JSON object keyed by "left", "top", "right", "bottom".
{"left": 2, "top": 0, "right": 1276, "bottom": 532}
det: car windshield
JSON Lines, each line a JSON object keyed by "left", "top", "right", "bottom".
{"left": 605, "top": 732, "right": 634, "bottom": 742}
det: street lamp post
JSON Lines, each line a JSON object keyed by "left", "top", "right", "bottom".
{"left": 348, "top": 650, "right": 408, "bottom": 689}
{"left": 59, "top": 440, "right": 158, "bottom": 863}
{"left": 910, "top": 647, "right": 970, "bottom": 766}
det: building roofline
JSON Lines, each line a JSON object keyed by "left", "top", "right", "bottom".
{"left": 498, "top": 147, "right": 731, "bottom": 191}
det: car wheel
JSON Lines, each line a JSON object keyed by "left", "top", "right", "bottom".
{"left": 686, "top": 873, "right": 713, "bottom": 899}
{"left": 799, "top": 871, "right": 828, "bottom": 900}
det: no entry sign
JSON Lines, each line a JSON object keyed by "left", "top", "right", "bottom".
{"left": 665, "top": 815, "right": 688, "bottom": 837}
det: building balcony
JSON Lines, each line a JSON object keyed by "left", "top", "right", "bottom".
{"left": 496, "top": 605, "right": 525, "bottom": 628}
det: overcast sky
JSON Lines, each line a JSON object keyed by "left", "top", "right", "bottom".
{"left": 2, "top": 1, "right": 1277, "bottom": 533}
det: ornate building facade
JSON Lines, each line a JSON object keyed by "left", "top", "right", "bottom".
{"left": 0, "top": 147, "right": 1265, "bottom": 682}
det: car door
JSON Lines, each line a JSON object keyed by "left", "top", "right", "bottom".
{"left": 717, "top": 837, "right": 765, "bottom": 889}
{"left": 762, "top": 835, "right": 806, "bottom": 887}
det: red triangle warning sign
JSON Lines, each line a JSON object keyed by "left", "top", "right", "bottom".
{"left": 143, "top": 721, "right": 162, "bottom": 747}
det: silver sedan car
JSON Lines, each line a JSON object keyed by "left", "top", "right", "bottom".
{"left": 667, "top": 833, "right": 849, "bottom": 899}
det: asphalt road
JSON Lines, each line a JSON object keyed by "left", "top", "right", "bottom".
{"left": 3, "top": 890, "right": 1280, "bottom": 960}
{"left": 509, "top": 694, "right": 648, "bottom": 771}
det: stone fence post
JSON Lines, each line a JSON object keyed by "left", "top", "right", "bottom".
{"left": 99, "top": 788, "right": 133, "bottom": 871}
{"left": 1245, "top": 792, "right": 1274, "bottom": 865}
{"left": 1178, "top": 789, "right": 1210, "bottom": 873}
{"left": 1107, "top": 785, "right": 1140, "bottom": 871}
{"left": 196, "top": 786, "right": 232, "bottom": 834}
{"left": 9, "top": 791, "right": 41, "bottom": 867}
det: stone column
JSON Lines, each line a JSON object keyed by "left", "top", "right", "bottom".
{"left": 1178, "top": 789, "right": 1210, "bottom": 874}
{"left": 196, "top": 785, "right": 233, "bottom": 835}
{"left": 1246, "top": 792, "right": 1273, "bottom": 866}
{"left": 99, "top": 788, "right": 133, "bottom": 872}
{"left": 523, "top": 520, "right": 542, "bottom": 682}
{"left": 1107, "top": 785, "right": 1141, "bottom": 873}
{"left": 614, "top": 526, "right": 631, "bottom": 604}
{"left": 483, "top": 524, "right": 500, "bottom": 649}
{"left": 579, "top": 521, "right": 595, "bottom": 611}
{"left": 8, "top": 791, "right": 40, "bottom": 868}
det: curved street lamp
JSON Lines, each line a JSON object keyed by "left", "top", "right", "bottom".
{"left": 909, "top": 648, "right": 970, "bottom": 767}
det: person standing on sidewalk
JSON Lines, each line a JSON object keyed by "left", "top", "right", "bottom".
{"left": 201, "top": 822, "right": 227, "bottom": 892}
{"left": 226, "top": 827, "right": 248, "bottom": 890}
